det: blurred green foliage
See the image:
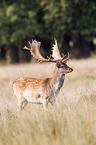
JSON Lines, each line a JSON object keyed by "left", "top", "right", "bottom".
{"left": 0, "top": 0, "right": 96, "bottom": 62}
{"left": 0, "top": 0, "right": 41, "bottom": 45}
{"left": 0, "top": 0, "right": 96, "bottom": 44}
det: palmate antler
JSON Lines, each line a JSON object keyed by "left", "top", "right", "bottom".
{"left": 24, "top": 40, "right": 47, "bottom": 62}
{"left": 52, "top": 38, "right": 69, "bottom": 62}
{"left": 24, "top": 39, "right": 69, "bottom": 63}
{"left": 52, "top": 38, "right": 62, "bottom": 59}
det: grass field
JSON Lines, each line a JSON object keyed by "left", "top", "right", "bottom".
{"left": 0, "top": 58, "right": 96, "bottom": 145}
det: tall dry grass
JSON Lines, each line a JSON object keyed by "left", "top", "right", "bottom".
{"left": 0, "top": 58, "right": 96, "bottom": 145}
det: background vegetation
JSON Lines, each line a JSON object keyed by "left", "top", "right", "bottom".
{"left": 0, "top": 0, "right": 96, "bottom": 63}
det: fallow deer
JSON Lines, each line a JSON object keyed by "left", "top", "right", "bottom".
{"left": 13, "top": 39, "right": 73, "bottom": 110}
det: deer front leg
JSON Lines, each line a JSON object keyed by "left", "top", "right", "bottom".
{"left": 50, "top": 91, "right": 56, "bottom": 106}
{"left": 43, "top": 99, "right": 48, "bottom": 108}
{"left": 50, "top": 99, "right": 56, "bottom": 106}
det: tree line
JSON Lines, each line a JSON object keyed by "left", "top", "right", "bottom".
{"left": 0, "top": 0, "right": 96, "bottom": 63}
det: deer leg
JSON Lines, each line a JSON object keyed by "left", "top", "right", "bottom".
{"left": 43, "top": 99, "right": 48, "bottom": 108}
{"left": 21, "top": 100, "right": 28, "bottom": 110}
{"left": 18, "top": 97, "right": 28, "bottom": 110}
{"left": 49, "top": 96, "right": 56, "bottom": 107}
{"left": 50, "top": 100, "right": 55, "bottom": 106}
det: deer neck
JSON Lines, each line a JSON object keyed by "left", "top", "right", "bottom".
{"left": 50, "top": 67, "right": 65, "bottom": 95}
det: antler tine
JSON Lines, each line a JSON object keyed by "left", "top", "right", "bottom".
{"left": 61, "top": 53, "right": 69, "bottom": 62}
{"left": 24, "top": 40, "right": 34, "bottom": 56}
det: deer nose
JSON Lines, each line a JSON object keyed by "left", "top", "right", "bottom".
{"left": 70, "top": 68, "right": 73, "bottom": 72}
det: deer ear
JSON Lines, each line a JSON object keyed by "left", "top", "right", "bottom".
{"left": 56, "top": 62, "right": 60, "bottom": 68}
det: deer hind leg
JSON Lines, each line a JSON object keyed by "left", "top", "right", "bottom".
{"left": 16, "top": 93, "right": 28, "bottom": 111}
{"left": 13, "top": 87, "right": 28, "bottom": 111}
{"left": 18, "top": 97, "right": 28, "bottom": 110}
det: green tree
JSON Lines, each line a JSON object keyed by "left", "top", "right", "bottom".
{"left": 0, "top": 0, "right": 96, "bottom": 63}
{"left": 40, "top": 0, "right": 96, "bottom": 57}
{"left": 0, "top": 0, "right": 43, "bottom": 63}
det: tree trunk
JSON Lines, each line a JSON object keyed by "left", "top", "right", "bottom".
{"left": 18, "top": 44, "right": 31, "bottom": 63}
{"left": 72, "top": 35, "right": 92, "bottom": 58}
{"left": 61, "top": 35, "right": 71, "bottom": 55}
{"left": 0, "top": 46, "right": 6, "bottom": 61}
{"left": 6, "top": 45, "right": 19, "bottom": 64}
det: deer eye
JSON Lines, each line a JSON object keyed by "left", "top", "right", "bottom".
{"left": 61, "top": 65, "right": 64, "bottom": 68}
